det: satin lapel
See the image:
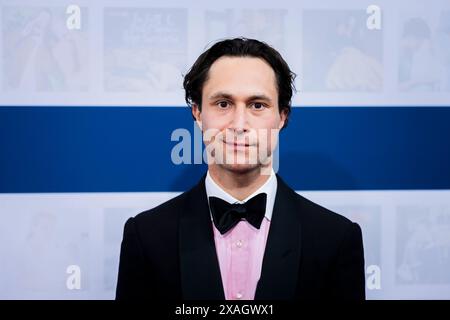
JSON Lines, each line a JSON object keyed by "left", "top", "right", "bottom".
{"left": 255, "top": 174, "right": 303, "bottom": 300}
{"left": 179, "top": 175, "right": 225, "bottom": 299}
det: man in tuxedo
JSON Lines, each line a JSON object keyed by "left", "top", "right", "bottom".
{"left": 116, "top": 38, "right": 365, "bottom": 300}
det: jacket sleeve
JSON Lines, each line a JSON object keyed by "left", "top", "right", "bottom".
{"left": 330, "top": 222, "right": 366, "bottom": 300}
{"left": 115, "top": 217, "right": 149, "bottom": 300}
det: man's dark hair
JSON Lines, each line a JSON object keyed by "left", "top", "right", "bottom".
{"left": 183, "top": 37, "right": 296, "bottom": 129}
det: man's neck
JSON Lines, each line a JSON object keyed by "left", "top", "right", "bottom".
{"left": 208, "top": 164, "right": 272, "bottom": 201}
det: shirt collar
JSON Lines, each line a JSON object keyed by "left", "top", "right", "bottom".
{"left": 205, "top": 168, "right": 277, "bottom": 221}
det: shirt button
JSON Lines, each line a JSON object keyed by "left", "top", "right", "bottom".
{"left": 236, "top": 240, "right": 243, "bottom": 248}
{"left": 236, "top": 292, "right": 243, "bottom": 299}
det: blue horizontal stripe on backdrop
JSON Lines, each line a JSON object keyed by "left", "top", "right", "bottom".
{"left": 0, "top": 106, "right": 449, "bottom": 193}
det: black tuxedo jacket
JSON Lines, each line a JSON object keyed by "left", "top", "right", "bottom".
{"left": 116, "top": 174, "right": 365, "bottom": 300}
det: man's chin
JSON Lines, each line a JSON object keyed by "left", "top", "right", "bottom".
{"left": 218, "top": 163, "right": 265, "bottom": 175}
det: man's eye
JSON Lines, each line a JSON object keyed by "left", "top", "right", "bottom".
{"left": 252, "top": 102, "right": 265, "bottom": 110}
{"left": 217, "top": 101, "right": 229, "bottom": 109}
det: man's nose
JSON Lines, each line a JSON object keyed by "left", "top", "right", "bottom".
{"left": 229, "top": 104, "right": 248, "bottom": 134}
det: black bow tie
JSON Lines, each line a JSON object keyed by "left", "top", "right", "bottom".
{"left": 209, "top": 193, "right": 267, "bottom": 235}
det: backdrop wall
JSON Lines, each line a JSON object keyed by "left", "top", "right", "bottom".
{"left": 0, "top": 0, "right": 449, "bottom": 299}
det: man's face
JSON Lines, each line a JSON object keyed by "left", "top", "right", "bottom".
{"left": 192, "top": 56, "right": 287, "bottom": 174}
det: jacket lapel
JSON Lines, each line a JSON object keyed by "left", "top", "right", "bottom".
{"left": 255, "top": 174, "right": 303, "bottom": 300}
{"left": 179, "top": 174, "right": 225, "bottom": 299}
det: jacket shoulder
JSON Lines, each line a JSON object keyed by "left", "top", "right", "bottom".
{"left": 295, "top": 192, "right": 355, "bottom": 229}
{"left": 133, "top": 191, "right": 188, "bottom": 227}
{"left": 277, "top": 174, "right": 355, "bottom": 231}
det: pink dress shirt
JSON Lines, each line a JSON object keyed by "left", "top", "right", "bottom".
{"left": 205, "top": 170, "right": 277, "bottom": 300}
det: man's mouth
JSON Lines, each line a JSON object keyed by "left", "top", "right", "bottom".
{"left": 223, "top": 140, "right": 253, "bottom": 147}
{"left": 222, "top": 140, "right": 257, "bottom": 151}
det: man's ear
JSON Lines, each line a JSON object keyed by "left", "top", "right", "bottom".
{"left": 192, "top": 103, "right": 202, "bottom": 130}
{"left": 278, "top": 108, "right": 288, "bottom": 130}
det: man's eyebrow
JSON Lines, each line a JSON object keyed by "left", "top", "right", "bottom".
{"left": 247, "top": 94, "right": 273, "bottom": 103}
{"left": 208, "top": 92, "right": 233, "bottom": 100}
{"left": 208, "top": 92, "right": 273, "bottom": 103}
